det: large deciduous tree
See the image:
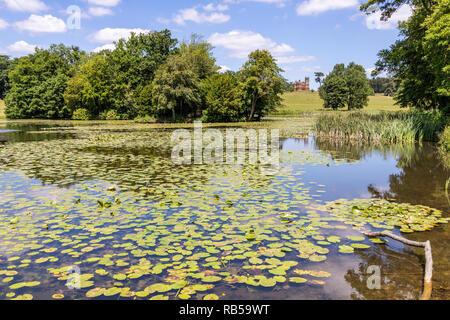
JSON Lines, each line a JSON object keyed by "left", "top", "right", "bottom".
{"left": 151, "top": 54, "right": 201, "bottom": 121}
{"left": 0, "top": 55, "right": 15, "bottom": 99}
{"left": 5, "top": 44, "right": 84, "bottom": 119}
{"left": 202, "top": 73, "right": 244, "bottom": 122}
{"left": 319, "top": 63, "right": 373, "bottom": 110}
{"left": 361, "top": 0, "right": 449, "bottom": 112}
{"left": 239, "top": 50, "right": 285, "bottom": 121}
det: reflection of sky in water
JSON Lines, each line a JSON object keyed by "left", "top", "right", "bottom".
{"left": 282, "top": 138, "right": 402, "bottom": 202}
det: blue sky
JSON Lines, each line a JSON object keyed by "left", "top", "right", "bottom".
{"left": 0, "top": 0, "right": 413, "bottom": 89}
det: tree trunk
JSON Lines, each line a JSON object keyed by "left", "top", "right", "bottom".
{"left": 248, "top": 94, "right": 257, "bottom": 122}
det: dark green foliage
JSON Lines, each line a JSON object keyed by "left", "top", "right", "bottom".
{"left": 369, "top": 77, "right": 398, "bottom": 95}
{"left": 319, "top": 63, "right": 373, "bottom": 110}
{"left": 202, "top": 73, "right": 245, "bottom": 122}
{"left": 314, "top": 72, "right": 325, "bottom": 87}
{"left": 6, "top": 44, "right": 84, "bottom": 119}
{"left": 151, "top": 54, "right": 201, "bottom": 120}
{"left": 0, "top": 55, "right": 15, "bottom": 99}
{"left": 362, "top": 0, "right": 449, "bottom": 112}
{"left": 239, "top": 50, "right": 285, "bottom": 121}
{"left": 4, "top": 31, "right": 287, "bottom": 123}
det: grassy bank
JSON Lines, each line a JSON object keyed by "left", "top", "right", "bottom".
{"left": 316, "top": 111, "right": 447, "bottom": 143}
{"left": 273, "top": 92, "right": 399, "bottom": 115}
{"left": 440, "top": 127, "right": 450, "bottom": 168}
{"left": 0, "top": 100, "right": 4, "bottom": 119}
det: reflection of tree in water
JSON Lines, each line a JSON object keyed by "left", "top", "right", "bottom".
{"left": 314, "top": 137, "right": 417, "bottom": 164}
{"left": 0, "top": 128, "right": 278, "bottom": 200}
{"left": 367, "top": 143, "right": 450, "bottom": 212}
{"left": 345, "top": 245, "right": 425, "bottom": 300}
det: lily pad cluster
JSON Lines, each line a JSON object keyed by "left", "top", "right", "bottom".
{"left": 325, "top": 198, "right": 449, "bottom": 233}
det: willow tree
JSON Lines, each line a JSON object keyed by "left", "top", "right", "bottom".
{"left": 151, "top": 54, "right": 201, "bottom": 121}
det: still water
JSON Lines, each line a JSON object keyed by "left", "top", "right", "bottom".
{"left": 0, "top": 121, "right": 448, "bottom": 300}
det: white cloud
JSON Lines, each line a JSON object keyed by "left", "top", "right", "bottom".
{"left": 88, "top": 6, "right": 114, "bottom": 17}
{"left": 365, "top": 4, "right": 413, "bottom": 30}
{"left": 224, "top": 0, "right": 289, "bottom": 8}
{"left": 203, "top": 3, "right": 229, "bottom": 11}
{"left": 93, "top": 43, "right": 115, "bottom": 52}
{"left": 7, "top": 40, "right": 39, "bottom": 54}
{"left": 297, "top": 0, "right": 359, "bottom": 16}
{"left": 15, "top": 14, "right": 67, "bottom": 33}
{"left": 219, "top": 65, "right": 232, "bottom": 73}
{"left": 209, "top": 30, "right": 295, "bottom": 59}
{"left": 91, "top": 28, "right": 151, "bottom": 44}
{"left": 0, "top": 18, "right": 9, "bottom": 29}
{"left": 173, "top": 6, "right": 231, "bottom": 25}
{"left": 1, "top": 0, "right": 48, "bottom": 12}
{"left": 87, "top": 0, "right": 121, "bottom": 6}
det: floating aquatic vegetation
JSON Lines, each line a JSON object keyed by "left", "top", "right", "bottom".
{"left": 0, "top": 123, "right": 447, "bottom": 300}
{"left": 325, "top": 198, "right": 449, "bottom": 233}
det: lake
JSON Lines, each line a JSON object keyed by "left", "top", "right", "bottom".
{"left": 0, "top": 120, "right": 448, "bottom": 300}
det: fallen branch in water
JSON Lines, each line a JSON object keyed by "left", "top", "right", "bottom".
{"left": 362, "top": 230, "right": 433, "bottom": 300}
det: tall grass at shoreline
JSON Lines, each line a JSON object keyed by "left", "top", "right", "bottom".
{"left": 0, "top": 100, "right": 5, "bottom": 119}
{"left": 316, "top": 111, "right": 447, "bottom": 143}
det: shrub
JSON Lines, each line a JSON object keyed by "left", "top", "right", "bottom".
{"left": 106, "top": 110, "right": 120, "bottom": 120}
{"left": 72, "top": 108, "right": 90, "bottom": 120}
{"left": 440, "top": 126, "right": 450, "bottom": 153}
{"left": 134, "top": 115, "right": 157, "bottom": 123}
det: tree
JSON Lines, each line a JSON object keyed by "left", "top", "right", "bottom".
{"left": 239, "top": 50, "right": 285, "bottom": 121}
{"left": 107, "top": 30, "right": 178, "bottom": 118}
{"left": 63, "top": 54, "right": 116, "bottom": 119}
{"left": 0, "top": 55, "right": 15, "bottom": 99}
{"left": 202, "top": 73, "right": 244, "bottom": 122}
{"left": 107, "top": 30, "right": 178, "bottom": 90}
{"left": 361, "top": 0, "right": 449, "bottom": 112}
{"left": 314, "top": 72, "right": 325, "bottom": 87}
{"left": 5, "top": 44, "right": 84, "bottom": 119}
{"left": 151, "top": 54, "right": 201, "bottom": 121}
{"left": 319, "top": 63, "right": 373, "bottom": 110}
{"left": 319, "top": 75, "right": 349, "bottom": 110}
{"left": 179, "top": 34, "right": 220, "bottom": 117}
{"left": 369, "top": 77, "right": 398, "bottom": 94}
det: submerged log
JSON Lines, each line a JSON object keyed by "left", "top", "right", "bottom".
{"left": 362, "top": 230, "right": 433, "bottom": 300}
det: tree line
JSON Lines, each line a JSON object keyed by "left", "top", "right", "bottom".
{"left": 1, "top": 32, "right": 285, "bottom": 122}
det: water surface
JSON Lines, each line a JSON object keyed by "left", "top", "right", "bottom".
{"left": 0, "top": 121, "right": 448, "bottom": 300}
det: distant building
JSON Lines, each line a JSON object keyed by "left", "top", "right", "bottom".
{"left": 294, "top": 77, "right": 310, "bottom": 92}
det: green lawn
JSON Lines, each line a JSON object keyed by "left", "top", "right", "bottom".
{"left": 0, "top": 100, "right": 5, "bottom": 119}
{"left": 272, "top": 92, "right": 400, "bottom": 115}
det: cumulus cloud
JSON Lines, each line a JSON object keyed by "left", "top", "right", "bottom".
{"left": 297, "top": 0, "right": 359, "bottom": 16}
{"left": 209, "top": 30, "right": 295, "bottom": 59}
{"left": 1, "top": 0, "right": 49, "bottom": 12}
{"left": 91, "top": 28, "right": 151, "bottom": 44}
{"left": 15, "top": 14, "right": 67, "bottom": 33}
{"left": 365, "top": 4, "right": 413, "bottom": 30}
{"left": 218, "top": 65, "right": 232, "bottom": 73}
{"left": 92, "top": 43, "right": 116, "bottom": 52}
{"left": 88, "top": 6, "right": 114, "bottom": 17}
{"left": 160, "top": 4, "right": 231, "bottom": 26}
{"left": 7, "top": 40, "right": 39, "bottom": 54}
